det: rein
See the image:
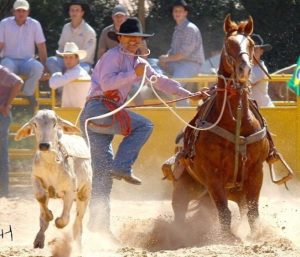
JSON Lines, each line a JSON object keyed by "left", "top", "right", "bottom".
{"left": 253, "top": 55, "right": 272, "bottom": 79}
{"left": 126, "top": 89, "right": 211, "bottom": 108}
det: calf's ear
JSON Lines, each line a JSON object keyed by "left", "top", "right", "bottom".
{"left": 57, "top": 116, "right": 81, "bottom": 133}
{"left": 15, "top": 121, "right": 34, "bottom": 141}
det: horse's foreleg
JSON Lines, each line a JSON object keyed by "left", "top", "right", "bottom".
{"left": 245, "top": 166, "right": 263, "bottom": 231}
{"left": 208, "top": 181, "right": 231, "bottom": 232}
{"left": 172, "top": 171, "right": 195, "bottom": 224}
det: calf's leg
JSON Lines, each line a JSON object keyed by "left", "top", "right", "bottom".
{"left": 73, "top": 185, "right": 91, "bottom": 247}
{"left": 33, "top": 177, "right": 53, "bottom": 248}
{"left": 55, "top": 191, "right": 75, "bottom": 228}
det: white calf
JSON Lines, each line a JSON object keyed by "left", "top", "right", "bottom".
{"left": 15, "top": 110, "right": 92, "bottom": 249}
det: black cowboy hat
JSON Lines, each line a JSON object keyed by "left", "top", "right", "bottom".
{"left": 108, "top": 17, "right": 154, "bottom": 42}
{"left": 251, "top": 34, "right": 272, "bottom": 52}
{"left": 63, "top": 0, "right": 90, "bottom": 16}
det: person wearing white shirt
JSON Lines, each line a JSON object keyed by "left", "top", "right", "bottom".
{"left": 199, "top": 50, "right": 221, "bottom": 74}
{"left": 46, "top": 0, "right": 96, "bottom": 75}
{"left": 249, "top": 34, "right": 274, "bottom": 107}
{"left": 0, "top": 0, "right": 48, "bottom": 108}
{"left": 49, "top": 42, "right": 91, "bottom": 108}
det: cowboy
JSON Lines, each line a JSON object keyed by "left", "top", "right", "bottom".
{"left": 249, "top": 34, "right": 274, "bottom": 107}
{"left": 79, "top": 17, "right": 200, "bottom": 236}
{"left": 159, "top": 0, "right": 205, "bottom": 106}
{"left": 0, "top": 0, "right": 48, "bottom": 108}
{"left": 49, "top": 42, "right": 90, "bottom": 108}
{"left": 0, "top": 65, "right": 23, "bottom": 196}
{"left": 97, "top": 4, "right": 128, "bottom": 60}
{"left": 46, "top": 0, "right": 96, "bottom": 74}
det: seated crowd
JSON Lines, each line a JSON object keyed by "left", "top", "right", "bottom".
{"left": 0, "top": 0, "right": 274, "bottom": 108}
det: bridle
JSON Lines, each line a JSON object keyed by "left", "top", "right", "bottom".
{"left": 222, "top": 33, "right": 254, "bottom": 84}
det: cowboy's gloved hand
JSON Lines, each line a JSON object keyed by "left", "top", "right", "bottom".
{"left": 135, "top": 63, "right": 146, "bottom": 77}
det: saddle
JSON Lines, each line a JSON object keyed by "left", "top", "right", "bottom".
{"left": 183, "top": 92, "right": 270, "bottom": 160}
{"left": 161, "top": 90, "right": 276, "bottom": 182}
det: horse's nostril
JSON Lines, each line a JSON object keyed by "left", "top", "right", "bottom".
{"left": 39, "top": 143, "right": 50, "bottom": 151}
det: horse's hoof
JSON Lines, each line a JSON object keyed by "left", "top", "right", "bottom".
{"left": 55, "top": 217, "right": 69, "bottom": 228}
{"left": 221, "top": 231, "right": 242, "bottom": 244}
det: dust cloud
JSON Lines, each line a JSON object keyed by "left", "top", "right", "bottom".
{"left": 0, "top": 162, "right": 300, "bottom": 257}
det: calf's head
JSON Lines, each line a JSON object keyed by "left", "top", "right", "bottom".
{"left": 15, "top": 110, "right": 80, "bottom": 151}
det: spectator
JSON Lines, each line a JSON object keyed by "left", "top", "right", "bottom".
{"left": 159, "top": 0, "right": 205, "bottom": 105}
{"left": 199, "top": 49, "right": 221, "bottom": 74}
{"left": 249, "top": 34, "right": 274, "bottom": 107}
{"left": 97, "top": 4, "right": 128, "bottom": 60}
{"left": 0, "top": 65, "right": 23, "bottom": 197}
{"left": 47, "top": 0, "right": 96, "bottom": 74}
{"left": 79, "top": 18, "right": 197, "bottom": 238}
{"left": 0, "top": 0, "right": 47, "bottom": 108}
{"left": 49, "top": 42, "right": 91, "bottom": 108}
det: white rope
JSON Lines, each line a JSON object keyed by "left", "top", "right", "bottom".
{"left": 119, "top": 45, "right": 151, "bottom": 57}
{"left": 83, "top": 64, "right": 148, "bottom": 148}
{"left": 148, "top": 73, "right": 228, "bottom": 131}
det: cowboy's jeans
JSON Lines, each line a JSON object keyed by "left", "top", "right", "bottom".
{"left": 80, "top": 99, "right": 153, "bottom": 231}
{"left": 0, "top": 58, "right": 43, "bottom": 96}
{"left": 0, "top": 113, "right": 11, "bottom": 196}
{"left": 46, "top": 56, "right": 92, "bottom": 74}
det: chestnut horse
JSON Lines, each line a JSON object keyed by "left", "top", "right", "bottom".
{"left": 172, "top": 15, "right": 269, "bottom": 238}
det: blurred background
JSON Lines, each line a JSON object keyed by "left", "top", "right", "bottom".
{"left": 0, "top": 0, "right": 299, "bottom": 72}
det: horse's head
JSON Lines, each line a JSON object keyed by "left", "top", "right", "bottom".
{"left": 220, "top": 14, "right": 255, "bottom": 84}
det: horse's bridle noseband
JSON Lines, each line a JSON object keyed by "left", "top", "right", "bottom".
{"left": 223, "top": 34, "right": 254, "bottom": 73}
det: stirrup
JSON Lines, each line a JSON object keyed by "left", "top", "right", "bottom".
{"left": 268, "top": 152, "right": 294, "bottom": 186}
{"left": 266, "top": 150, "right": 281, "bottom": 164}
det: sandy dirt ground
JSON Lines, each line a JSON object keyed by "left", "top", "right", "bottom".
{"left": 1, "top": 171, "right": 300, "bottom": 257}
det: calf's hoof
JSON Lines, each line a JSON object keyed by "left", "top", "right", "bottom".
{"left": 55, "top": 216, "right": 69, "bottom": 228}
{"left": 33, "top": 234, "right": 45, "bottom": 249}
{"left": 46, "top": 210, "right": 54, "bottom": 222}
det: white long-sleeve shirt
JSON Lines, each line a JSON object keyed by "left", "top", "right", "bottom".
{"left": 50, "top": 64, "right": 91, "bottom": 108}
{"left": 249, "top": 60, "right": 274, "bottom": 107}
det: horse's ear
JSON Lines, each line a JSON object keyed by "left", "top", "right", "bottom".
{"left": 244, "top": 16, "right": 254, "bottom": 36}
{"left": 224, "top": 14, "right": 233, "bottom": 33}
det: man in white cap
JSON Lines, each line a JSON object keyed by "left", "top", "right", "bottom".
{"left": 47, "top": 0, "right": 96, "bottom": 75}
{"left": 0, "top": 0, "right": 48, "bottom": 108}
{"left": 49, "top": 42, "right": 90, "bottom": 108}
{"left": 97, "top": 4, "right": 128, "bottom": 60}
